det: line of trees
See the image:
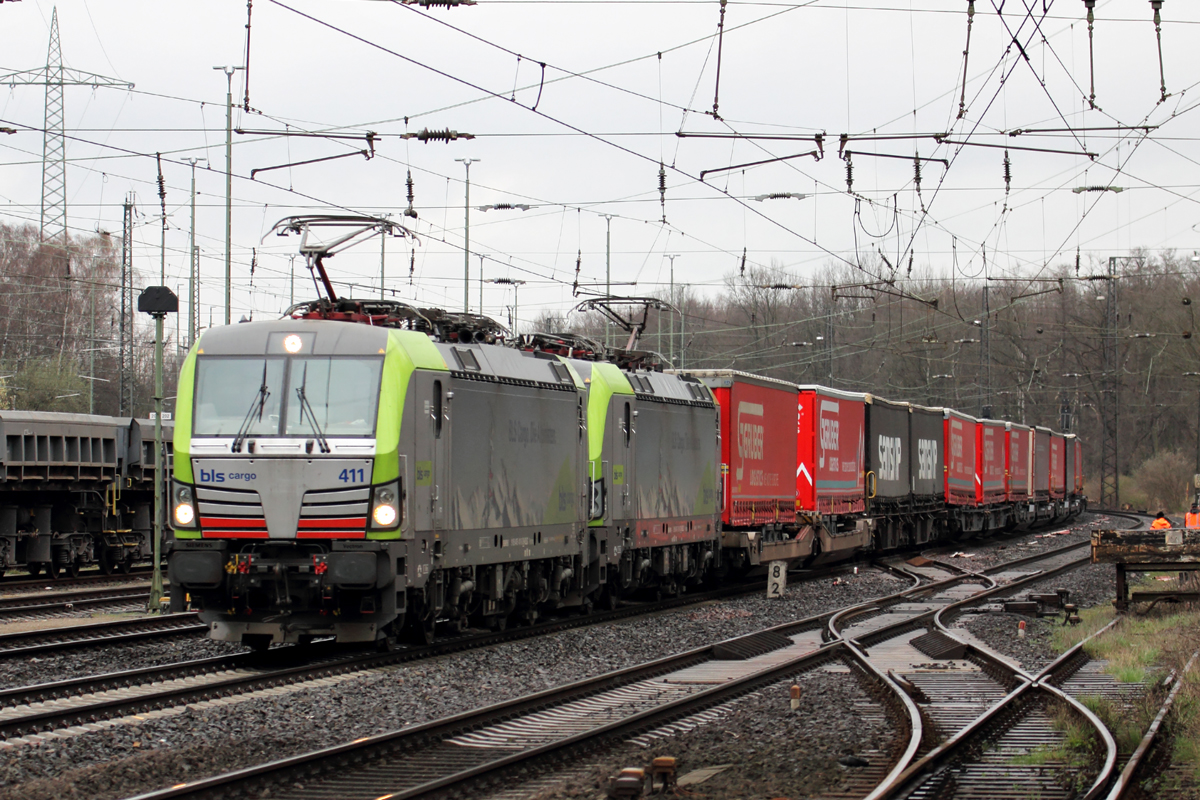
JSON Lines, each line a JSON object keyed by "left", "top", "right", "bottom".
{"left": 0, "top": 222, "right": 177, "bottom": 417}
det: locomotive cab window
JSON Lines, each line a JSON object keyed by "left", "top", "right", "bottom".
{"left": 193, "top": 357, "right": 285, "bottom": 436}
{"left": 193, "top": 356, "right": 381, "bottom": 437}
{"left": 284, "top": 358, "right": 383, "bottom": 437}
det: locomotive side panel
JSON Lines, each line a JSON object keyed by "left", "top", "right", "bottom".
{"left": 630, "top": 389, "right": 718, "bottom": 546}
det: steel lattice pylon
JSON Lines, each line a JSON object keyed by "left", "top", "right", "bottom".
{"left": 0, "top": 7, "right": 132, "bottom": 249}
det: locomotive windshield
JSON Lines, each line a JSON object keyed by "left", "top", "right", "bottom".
{"left": 193, "top": 356, "right": 383, "bottom": 437}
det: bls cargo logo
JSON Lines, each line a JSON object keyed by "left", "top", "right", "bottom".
{"left": 818, "top": 401, "right": 839, "bottom": 469}
{"left": 917, "top": 439, "right": 938, "bottom": 481}
{"left": 197, "top": 468, "right": 256, "bottom": 483}
{"left": 877, "top": 436, "right": 902, "bottom": 482}
{"left": 736, "top": 402, "right": 764, "bottom": 461}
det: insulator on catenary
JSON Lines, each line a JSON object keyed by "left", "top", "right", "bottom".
{"left": 658, "top": 162, "right": 667, "bottom": 222}
{"left": 401, "top": 0, "right": 476, "bottom": 7}
{"left": 409, "top": 248, "right": 416, "bottom": 285}
{"left": 405, "top": 128, "right": 475, "bottom": 143}
{"left": 740, "top": 247, "right": 747, "bottom": 277}
{"left": 1003, "top": 149, "right": 1012, "bottom": 190}
{"left": 404, "top": 170, "right": 418, "bottom": 219}
{"left": 958, "top": 0, "right": 976, "bottom": 120}
{"left": 844, "top": 153, "right": 854, "bottom": 194}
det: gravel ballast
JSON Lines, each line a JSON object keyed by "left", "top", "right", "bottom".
{"left": 0, "top": 637, "right": 245, "bottom": 692}
{"left": 517, "top": 665, "right": 894, "bottom": 800}
{"left": 0, "top": 569, "right": 907, "bottom": 800}
{"left": 0, "top": 512, "right": 1122, "bottom": 800}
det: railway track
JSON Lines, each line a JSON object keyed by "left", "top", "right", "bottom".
{"left": 0, "top": 612, "right": 205, "bottom": 657}
{"left": 0, "top": 582, "right": 153, "bottom": 623}
{"left": 114, "top": 533, "right": 1103, "bottom": 800}
{"left": 0, "top": 567, "right": 152, "bottom": 593}
{"left": 0, "top": 572, "right": 797, "bottom": 742}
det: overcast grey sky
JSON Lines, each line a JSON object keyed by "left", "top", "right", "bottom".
{"left": 2, "top": 0, "right": 1199, "bottom": 333}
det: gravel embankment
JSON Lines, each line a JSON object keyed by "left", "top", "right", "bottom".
{"left": 522, "top": 667, "right": 893, "bottom": 800}
{"left": 0, "top": 569, "right": 907, "bottom": 800}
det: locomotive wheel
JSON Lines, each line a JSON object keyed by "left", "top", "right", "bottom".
{"left": 600, "top": 585, "right": 620, "bottom": 611}
{"left": 45, "top": 561, "right": 62, "bottom": 580}
{"left": 99, "top": 548, "right": 118, "bottom": 575}
{"left": 490, "top": 614, "right": 508, "bottom": 632}
{"left": 118, "top": 555, "right": 133, "bottom": 574}
{"left": 66, "top": 560, "right": 81, "bottom": 579}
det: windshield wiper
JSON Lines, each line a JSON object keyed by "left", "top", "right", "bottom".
{"left": 295, "top": 362, "right": 331, "bottom": 453}
{"left": 232, "top": 361, "right": 271, "bottom": 453}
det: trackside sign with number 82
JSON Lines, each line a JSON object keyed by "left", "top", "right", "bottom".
{"left": 768, "top": 560, "right": 787, "bottom": 599}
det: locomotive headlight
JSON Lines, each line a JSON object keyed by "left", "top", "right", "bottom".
{"left": 173, "top": 483, "right": 197, "bottom": 528}
{"left": 370, "top": 482, "right": 402, "bottom": 530}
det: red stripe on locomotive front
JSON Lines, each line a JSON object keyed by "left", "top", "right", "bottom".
{"left": 200, "top": 517, "right": 267, "bottom": 528}
{"left": 297, "top": 517, "right": 366, "bottom": 529}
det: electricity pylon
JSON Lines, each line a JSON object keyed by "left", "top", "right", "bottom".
{"left": 0, "top": 7, "right": 133, "bottom": 249}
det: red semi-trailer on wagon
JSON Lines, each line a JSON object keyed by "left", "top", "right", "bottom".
{"left": 677, "top": 370, "right": 808, "bottom": 567}
{"left": 796, "top": 386, "right": 871, "bottom": 564}
{"left": 1005, "top": 422, "right": 1034, "bottom": 527}
{"left": 975, "top": 419, "right": 1007, "bottom": 506}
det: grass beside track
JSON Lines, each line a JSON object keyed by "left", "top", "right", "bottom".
{"left": 1050, "top": 575, "right": 1200, "bottom": 788}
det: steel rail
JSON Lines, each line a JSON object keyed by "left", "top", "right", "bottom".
{"left": 119, "top": 529, "right": 1103, "bottom": 800}
{"left": 1105, "top": 649, "right": 1200, "bottom": 799}
{"left": 864, "top": 512, "right": 1147, "bottom": 799}
{"left": 0, "top": 571, "right": 838, "bottom": 740}
{"left": 0, "top": 568, "right": 152, "bottom": 591}
{"left": 0, "top": 612, "right": 205, "bottom": 657}
{"left": 0, "top": 589, "right": 152, "bottom": 621}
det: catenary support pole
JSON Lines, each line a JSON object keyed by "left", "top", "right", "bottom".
{"left": 455, "top": 158, "right": 479, "bottom": 313}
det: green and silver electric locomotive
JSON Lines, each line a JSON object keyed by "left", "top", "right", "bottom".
{"left": 168, "top": 304, "right": 720, "bottom": 649}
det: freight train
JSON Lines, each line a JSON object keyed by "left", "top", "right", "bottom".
{"left": 0, "top": 412, "right": 169, "bottom": 577}
{"left": 165, "top": 297, "right": 1086, "bottom": 650}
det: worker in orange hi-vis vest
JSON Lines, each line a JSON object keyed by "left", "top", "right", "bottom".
{"left": 1185, "top": 505, "right": 1200, "bottom": 529}
{"left": 1151, "top": 511, "right": 1171, "bottom": 530}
